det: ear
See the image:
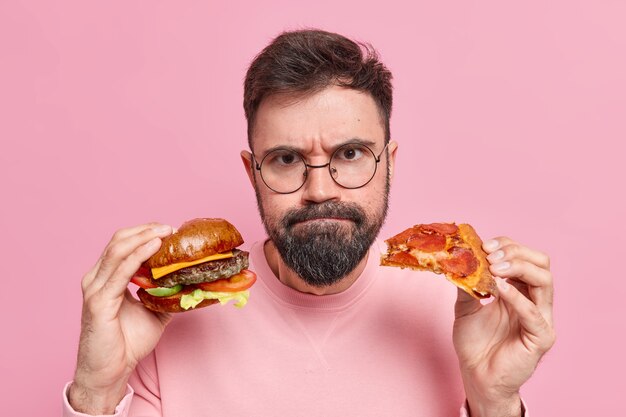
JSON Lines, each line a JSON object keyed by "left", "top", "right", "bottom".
{"left": 240, "top": 150, "right": 255, "bottom": 187}
{"left": 386, "top": 140, "right": 398, "bottom": 183}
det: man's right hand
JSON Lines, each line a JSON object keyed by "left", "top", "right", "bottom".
{"left": 69, "top": 223, "right": 173, "bottom": 415}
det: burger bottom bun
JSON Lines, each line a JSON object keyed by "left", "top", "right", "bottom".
{"left": 137, "top": 288, "right": 219, "bottom": 313}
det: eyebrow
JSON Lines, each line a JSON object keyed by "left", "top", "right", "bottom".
{"left": 256, "top": 137, "right": 379, "bottom": 157}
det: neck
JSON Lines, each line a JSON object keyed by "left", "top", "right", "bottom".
{"left": 263, "top": 239, "right": 369, "bottom": 295}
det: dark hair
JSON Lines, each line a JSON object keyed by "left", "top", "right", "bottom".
{"left": 243, "top": 29, "right": 393, "bottom": 147}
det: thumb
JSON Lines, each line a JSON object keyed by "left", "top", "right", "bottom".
{"left": 454, "top": 287, "right": 483, "bottom": 318}
{"left": 123, "top": 290, "right": 173, "bottom": 327}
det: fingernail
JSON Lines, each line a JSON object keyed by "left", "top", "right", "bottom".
{"left": 152, "top": 225, "right": 171, "bottom": 234}
{"left": 497, "top": 278, "right": 510, "bottom": 292}
{"left": 487, "top": 250, "right": 504, "bottom": 262}
{"left": 492, "top": 261, "right": 510, "bottom": 272}
{"left": 483, "top": 239, "right": 499, "bottom": 251}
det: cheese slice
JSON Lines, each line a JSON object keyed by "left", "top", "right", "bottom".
{"left": 151, "top": 251, "right": 234, "bottom": 279}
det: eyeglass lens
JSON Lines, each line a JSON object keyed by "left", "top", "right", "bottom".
{"left": 259, "top": 143, "right": 380, "bottom": 193}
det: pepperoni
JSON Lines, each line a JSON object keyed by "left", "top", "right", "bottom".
{"left": 439, "top": 247, "right": 478, "bottom": 277}
{"left": 385, "top": 227, "right": 418, "bottom": 247}
{"left": 386, "top": 226, "right": 447, "bottom": 252}
{"left": 384, "top": 251, "right": 422, "bottom": 268}
{"left": 406, "top": 232, "right": 446, "bottom": 252}
{"left": 420, "top": 223, "right": 459, "bottom": 235}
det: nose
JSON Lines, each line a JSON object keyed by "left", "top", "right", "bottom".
{"left": 300, "top": 163, "right": 341, "bottom": 204}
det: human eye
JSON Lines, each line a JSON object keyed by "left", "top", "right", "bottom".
{"left": 265, "top": 149, "right": 300, "bottom": 167}
{"left": 335, "top": 144, "right": 368, "bottom": 162}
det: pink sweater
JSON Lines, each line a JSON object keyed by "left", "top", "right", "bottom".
{"left": 64, "top": 240, "right": 484, "bottom": 416}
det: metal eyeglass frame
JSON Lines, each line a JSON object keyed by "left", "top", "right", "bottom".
{"left": 252, "top": 141, "right": 389, "bottom": 194}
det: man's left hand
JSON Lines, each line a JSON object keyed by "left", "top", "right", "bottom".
{"left": 453, "top": 237, "right": 556, "bottom": 417}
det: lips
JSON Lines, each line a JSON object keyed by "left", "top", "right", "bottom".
{"left": 282, "top": 202, "right": 364, "bottom": 228}
{"left": 295, "top": 217, "right": 353, "bottom": 225}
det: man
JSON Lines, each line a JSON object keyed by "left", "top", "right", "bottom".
{"left": 65, "top": 30, "right": 554, "bottom": 416}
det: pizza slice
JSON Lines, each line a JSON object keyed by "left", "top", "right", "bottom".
{"left": 381, "top": 222, "right": 497, "bottom": 299}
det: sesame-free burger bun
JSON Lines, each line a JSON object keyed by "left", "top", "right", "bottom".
{"left": 145, "top": 218, "right": 244, "bottom": 269}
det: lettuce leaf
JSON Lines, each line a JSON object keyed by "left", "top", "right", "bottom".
{"left": 180, "top": 289, "right": 250, "bottom": 310}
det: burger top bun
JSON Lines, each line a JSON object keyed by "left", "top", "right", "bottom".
{"left": 145, "top": 218, "right": 244, "bottom": 269}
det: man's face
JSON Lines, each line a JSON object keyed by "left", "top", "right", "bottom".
{"left": 242, "top": 85, "right": 397, "bottom": 287}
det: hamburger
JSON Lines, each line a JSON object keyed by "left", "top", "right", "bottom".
{"left": 131, "top": 218, "right": 256, "bottom": 313}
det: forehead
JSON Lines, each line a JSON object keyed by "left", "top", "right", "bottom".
{"left": 251, "top": 85, "right": 385, "bottom": 154}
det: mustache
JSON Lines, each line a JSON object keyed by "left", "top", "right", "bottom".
{"left": 282, "top": 202, "right": 365, "bottom": 228}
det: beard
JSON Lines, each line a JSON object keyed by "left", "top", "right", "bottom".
{"left": 255, "top": 186, "right": 389, "bottom": 288}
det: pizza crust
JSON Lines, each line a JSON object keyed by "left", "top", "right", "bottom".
{"left": 453, "top": 224, "right": 497, "bottom": 298}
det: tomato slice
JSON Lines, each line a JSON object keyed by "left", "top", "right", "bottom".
{"left": 130, "top": 267, "right": 158, "bottom": 289}
{"left": 196, "top": 269, "right": 257, "bottom": 292}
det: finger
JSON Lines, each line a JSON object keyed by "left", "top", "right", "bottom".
{"left": 485, "top": 240, "right": 550, "bottom": 270}
{"left": 105, "top": 222, "right": 165, "bottom": 251}
{"left": 99, "top": 237, "right": 163, "bottom": 297}
{"left": 496, "top": 278, "right": 556, "bottom": 354}
{"left": 454, "top": 287, "right": 483, "bottom": 319}
{"left": 507, "top": 278, "right": 531, "bottom": 299}
{"left": 93, "top": 225, "right": 172, "bottom": 289}
{"left": 490, "top": 259, "right": 554, "bottom": 324}
{"left": 490, "top": 258, "right": 552, "bottom": 289}
{"left": 83, "top": 223, "right": 170, "bottom": 290}
{"left": 81, "top": 261, "right": 102, "bottom": 295}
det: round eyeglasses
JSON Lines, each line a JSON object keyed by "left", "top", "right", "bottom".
{"left": 252, "top": 142, "right": 389, "bottom": 194}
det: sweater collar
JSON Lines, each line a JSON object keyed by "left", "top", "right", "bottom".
{"left": 250, "top": 239, "right": 382, "bottom": 311}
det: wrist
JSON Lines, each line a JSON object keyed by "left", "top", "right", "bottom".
{"left": 462, "top": 373, "right": 522, "bottom": 417}
{"left": 68, "top": 377, "right": 129, "bottom": 415}
{"left": 465, "top": 392, "right": 522, "bottom": 417}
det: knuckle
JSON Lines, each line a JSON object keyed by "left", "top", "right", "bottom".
{"left": 80, "top": 275, "right": 90, "bottom": 295}
{"left": 139, "top": 227, "right": 157, "bottom": 239}
{"left": 507, "top": 258, "right": 522, "bottom": 272}
{"left": 85, "top": 299, "right": 103, "bottom": 321}
{"left": 548, "top": 329, "right": 557, "bottom": 347}
{"left": 528, "top": 309, "right": 556, "bottom": 350}
{"left": 495, "top": 236, "right": 512, "bottom": 246}
{"left": 82, "top": 278, "right": 102, "bottom": 301}
{"left": 111, "top": 228, "right": 127, "bottom": 243}
{"left": 82, "top": 291, "right": 101, "bottom": 316}
{"left": 502, "top": 243, "right": 520, "bottom": 258}
{"left": 80, "top": 267, "right": 100, "bottom": 297}
{"left": 103, "top": 243, "right": 124, "bottom": 261}
{"left": 542, "top": 270, "right": 554, "bottom": 286}
{"left": 539, "top": 328, "right": 557, "bottom": 351}
{"left": 531, "top": 268, "right": 553, "bottom": 290}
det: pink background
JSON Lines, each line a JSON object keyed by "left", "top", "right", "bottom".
{"left": 1, "top": 1, "right": 624, "bottom": 415}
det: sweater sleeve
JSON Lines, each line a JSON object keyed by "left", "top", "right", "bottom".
{"left": 62, "top": 383, "right": 133, "bottom": 417}
{"left": 62, "top": 352, "right": 162, "bottom": 417}
{"left": 459, "top": 399, "right": 528, "bottom": 416}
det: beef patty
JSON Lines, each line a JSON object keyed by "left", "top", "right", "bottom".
{"left": 151, "top": 249, "right": 249, "bottom": 287}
